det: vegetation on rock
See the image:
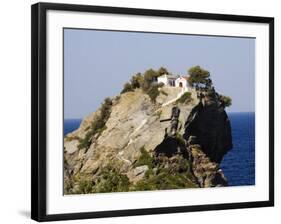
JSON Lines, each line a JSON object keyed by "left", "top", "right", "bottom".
{"left": 121, "top": 82, "right": 133, "bottom": 94}
{"left": 78, "top": 98, "right": 112, "bottom": 149}
{"left": 133, "top": 147, "right": 154, "bottom": 169}
{"left": 90, "top": 165, "right": 130, "bottom": 193}
{"left": 188, "top": 65, "right": 210, "bottom": 86}
{"left": 66, "top": 163, "right": 130, "bottom": 194}
{"left": 177, "top": 92, "right": 192, "bottom": 104}
{"left": 157, "top": 67, "right": 169, "bottom": 76}
{"left": 219, "top": 94, "right": 232, "bottom": 107}
{"left": 131, "top": 152, "right": 197, "bottom": 191}
{"left": 121, "top": 67, "right": 169, "bottom": 102}
{"left": 65, "top": 146, "right": 198, "bottom": 194}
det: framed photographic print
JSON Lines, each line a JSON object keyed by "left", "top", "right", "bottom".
{"left": 31, "top": 2, "right": 274, "bottom": 222}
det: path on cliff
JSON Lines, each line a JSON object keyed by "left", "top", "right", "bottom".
{"left": 121, "top": 88, "right": 189, "bottom": 159}
{"left": 161, "top": 88, "right": 187, "bottom": 107}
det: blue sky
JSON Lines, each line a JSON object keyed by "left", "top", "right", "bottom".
{"left": 64, "top": 29, "right": 255, "bottom": 119}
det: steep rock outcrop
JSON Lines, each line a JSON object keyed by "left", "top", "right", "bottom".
{"left": 153, "top": 137, "right": 228, "bottom": 187}
{"left": 64, "top": 85, "right": 232, "bottom": 194}
{"left": 64, "top": 87, "right": 198, "bottom": 193}
{"left": 189, "top": 144, "right": 227, "bottom": 187}
{"left": 183, "top": 94, "right": 232, "bottom": 163}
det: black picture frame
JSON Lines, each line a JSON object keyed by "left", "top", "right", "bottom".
{"left": 31, "top": 2, "right": 274, "bottom": 222}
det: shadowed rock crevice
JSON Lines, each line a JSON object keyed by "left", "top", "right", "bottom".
{"left": 154, "top": 136, "right": 188, "bottom": 158}
{"left": 153, "top": 88, "right": 232, "bottom": 187}
{"left": 183, "top": 93, "right": 232, "bottom": 163}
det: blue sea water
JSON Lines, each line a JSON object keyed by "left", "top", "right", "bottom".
{"left": 221, "top": 112, "right": 255, "bottom": 186}
{"left": 64, "top": 119, "right": 82, "bottom": 136}
{"left": 64, "top": 112, "right": 255, "bottom": 187}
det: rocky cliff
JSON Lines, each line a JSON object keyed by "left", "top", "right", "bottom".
{"left": 184, "top": 90, "right": 233, "bottom": 163}
{"left": 64, "top": 85, "right": 232, "bottom": 194}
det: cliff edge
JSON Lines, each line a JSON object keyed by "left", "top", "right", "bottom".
{"left": 64, "top": 71, "right": 232, "bottom": 194}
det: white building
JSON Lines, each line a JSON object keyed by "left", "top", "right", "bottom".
{"left": 157, "top": 74, "right": 190, "bottom": 92}
{"left": 175, "top": 76, "right": 189, "bottom": 92}
{"left": 157, "top": 74, "right": 177, "bottom": 86}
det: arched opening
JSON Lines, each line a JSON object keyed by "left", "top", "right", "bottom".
{"left": 179, "top": 82, "right": 183, "bottom": 87}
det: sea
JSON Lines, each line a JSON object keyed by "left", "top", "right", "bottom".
{"left": 64, "top": 112, "right": 255, "bottom": 187}
{"left": 221, "top": 112, "right": 255, "bottom": 186}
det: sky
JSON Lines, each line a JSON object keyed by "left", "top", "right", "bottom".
{"left": 64, "top": 28, "right": 255, "bottom": 119}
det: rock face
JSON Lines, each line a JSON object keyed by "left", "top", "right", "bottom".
{"left": 64, "top": 85, "right": 232, "bottom": 194}
{"left": 183, "top": 93, "right": 232, "bottom": 163}
{"left": 127, "top": 165, "right": 149, "bottom": 183}
{"left": 189, "top": 144, "right": 227, "bottom": 187}
{"left": 64, "top": 87, "right": 198, "bottom": 193}
{"left": 153, "top": 137, "right": 228, "bottom": 188}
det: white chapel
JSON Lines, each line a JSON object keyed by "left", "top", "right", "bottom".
{"left": 157, "top": 74, "right": 190, "bottom": 92}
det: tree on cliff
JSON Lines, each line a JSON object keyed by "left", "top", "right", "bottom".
{"left": 142, "top": 69, "right": 160, "bottom": 91}
{"left": 130, "top": 73, "right": 143, "bottom": 89}
{"left": 121, "top": 82, "right": 133, "bottom": 93}
{"left": 157, "top": 67, "right": 169, "bottom": 76}
{"left": 120, "top": 68, "right": 163, "bottom": 102}
{"left": 219, "top": 94, "right": 232, "bottom": 107}
{"left": 188, "top": 66, "right": 210, "bottom": 87}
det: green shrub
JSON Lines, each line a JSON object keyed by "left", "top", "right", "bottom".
{"left": 175, "top": 133, "right": 186, "bottom": 146}
{"left": 219, "top": 94, "right": 232, "bottom": 107}
{"left": 147, "top": 85, "right": 160, "bottom": 103}
{"left": 177, "top": 92, "right": 192, "bottom": 104}
{"left": 130, "top": 73, "right": 143, "bottom": 89}
{"left": 78, "top": 132, "right": 93, "bottom": 150}
{"left": 131, "top": 149, "right": 197, "bottom": 191}
{"left": 134, "top": 147, "right": 154, "bottom": 169}
{"left": 188, "top": 65, "right": 210, "bottom": 86}
{"left": 121, "top": 82, "right": 133, "bottom": 94}
{"left": 157, "top": 67, "right": 169, "bottom": 76}
{"left": 91, "top": 166, "right": 130, "bottom": 193}
{"left": 77, "top": 179, "right": 94, "bottom": 194}
{"left": 69, "top": 150, "right": 197, "bottom": 194}
{"left": 141, "top": 69, "right": 159, "bottom": 91}
{"left": 71, "top": 164, "right": 130, "bottom": 194}
{"left": 120, "top": 68, "right": 169, "bottom": 103}
{"left": 78, "top": 98, "right": 112, "bottom": 149}
{"left": 131, "top": 147, "right": 196, "bottom": 191}
{"left": 132, "top": 167, "right": 197, "bottom": 191}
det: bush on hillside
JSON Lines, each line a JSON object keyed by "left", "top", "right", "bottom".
{"left": 177, "top": 92, "right": 192, "bottom": 104}
{"left": 188, "top": 65, "right": 210, "bottom": 86}
{"left": 121, "top": 82, "right": 133, "bottom": 94}
{"left": 219, "top": 94, "right": 232, "bottom": 107}
{"left": 78, "top": 98, "right": 112, "bottom": 149}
